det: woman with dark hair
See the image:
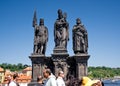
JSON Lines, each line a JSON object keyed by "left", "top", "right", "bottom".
{"left": 36, "top": 75, "right": 43, "bottom": 86}
{"left": 9, "top": 73, "right": 19, "bottom": 86}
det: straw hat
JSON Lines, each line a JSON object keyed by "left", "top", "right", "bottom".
{"left": 81, "top": 76, "right": 100, "bottom": 86}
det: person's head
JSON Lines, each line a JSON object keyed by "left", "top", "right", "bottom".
{"left": 13, "top": 73, "right": 19, "bottom": 81}
{"left": 92, "top": 80, "right": 104, "bottom": 86}
{"left": 7, "top": 74, "right": 12, "bottom": 80}
{"left": 43, "top": 68, "right": 51, "bottom": 78}
{"left": 101, "top": 81, "right": 104, "bottom": 86}
{"left": 76, "top": 18, "right": 81, "bottom": 25}
{"left": 80, "top": 76, "right": 94, "bottom": 86}
{"left": 58, "top": 71, "right": 64, "bottom": 78}
{"left": 80, "top": 76, "right": 104, "bottom": 86}
{"left": 7, "top": 74, "right": 12, "bottom": 84}
{"left": 68, "top": 75, "right": 74, "bottom": 80}
{"left": 37, "top": 75, "right": 43, "bottom": 83}
{"left": 39, "top": 18, "right": 44, "bottom": 25}
{"left": 80, "top": 76, "right": 91, "bottom": 86}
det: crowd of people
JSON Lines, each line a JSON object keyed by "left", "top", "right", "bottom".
{"left": 7, "top": 73, "right": 19, "bottom": 86}
{"left": 36, "top": 68, "right": 104, "bottom": 86}
{"left": 6, "top": 68, "right": 104, "bottom": 86}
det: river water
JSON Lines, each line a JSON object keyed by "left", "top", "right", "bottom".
{"left": 104, "top": 79, "right": 120, "bottom": 86}
{"left": 104, "top": 83, "right": 120, "bottom": 86}
{"left": 105, "top": 84, "right": 120, "bottom": 86}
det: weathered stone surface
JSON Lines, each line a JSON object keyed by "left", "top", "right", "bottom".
{"left": 54, "top": 9, "right": 69, "bottom": 49}
{"left": 73, "top": 54, "right": 90, "bottom": 79}
{"left": 72, "top": 18, "right": 88, "bottom": 54}
{"left": 29, "top": 9, "right": 90, "bottom": 85}
{"left": 29, "top": 55, "right": 45, "bottom": 82}
{"left": 33, "top": 11, "right": 48, "bottom": 55}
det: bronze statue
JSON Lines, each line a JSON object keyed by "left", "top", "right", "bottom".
{"left": 72, "top": 18, "right": 88, "bottom": 54}
{"left": 54, "top": 9, "right": 69, "bottom": 49}
{"left": 33, "top": 11, "right": 48, "bottom": 55}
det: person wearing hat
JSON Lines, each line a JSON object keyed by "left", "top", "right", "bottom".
{"left": 91, "top": 80, "right": 104, "bottom": 86}
{"left": 80, "top": 76, "right": 104, "bottom": 86}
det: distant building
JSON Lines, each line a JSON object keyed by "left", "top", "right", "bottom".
{"left": 2, "top": 67, "right": 32, "bottom": 86}
{"left": 18, "top": 67, "right": 32, "bottom": 86}
{"left": 17, "top": 73, "right": 31, "bottom": 86}
{"left": 22, "top": 67, "right": 32, "bottom": 76}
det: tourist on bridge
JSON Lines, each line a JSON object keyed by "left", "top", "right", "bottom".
{"left": 43, "top": 68, "right": 57, "bottom": 86}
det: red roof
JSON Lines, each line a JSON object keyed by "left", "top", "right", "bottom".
{"left": 23, "top": 67, "right": 32, "bottom": 71}
{"left": 17, "top": 74, "right": 31, "bottom": 83}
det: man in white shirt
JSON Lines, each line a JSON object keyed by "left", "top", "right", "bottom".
{"left": 9, "top": 73, "right": 19, "bottom": 86}
{"left": 43, "top": 68, "right": 57, "bottom": 86}
{"left": 56, "top": 71, "right": 65, "bottom": 86}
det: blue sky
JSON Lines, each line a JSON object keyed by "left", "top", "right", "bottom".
{"left": 0, "top": 0, "right": 120, "bottom": 67}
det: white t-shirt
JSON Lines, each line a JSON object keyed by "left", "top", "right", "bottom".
{"left": 43, "top": 75, "right": 57, "bottom": 86}
{"left": 56, "top": 77, "right": 65, "bottom": 86}
{"left": 9, "top": 81, "right": 18, "bottom": 86}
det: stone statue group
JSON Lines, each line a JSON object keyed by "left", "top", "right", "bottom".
{"left": 32, "top": 9, "right": 88, "bottom": 55}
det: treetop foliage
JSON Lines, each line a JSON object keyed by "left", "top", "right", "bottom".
{"left": 0, "top": 63, "right": 30, "bottom": 71}
{"left": 88, "top": 66, "right": 120, "bottom": 79}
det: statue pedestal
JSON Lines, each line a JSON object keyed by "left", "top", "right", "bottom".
{"left": 73, "top": 54, "right": 90, "bottom": 79}
{"left": 53, "top": 47, "right": 68, "bottom": 53}
{"left": 52, "top": 47, "right": 69, "bottom": 80}
{"left": 28, "top": 54, "right": 46, "bottom": 86}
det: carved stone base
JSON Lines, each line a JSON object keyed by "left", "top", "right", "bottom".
{"left": 53, "top": 47, "right": 68, "bottom": 53}
{"left": 73, "top": 54, "right": 90, "bottom": 79}
{"left": 29, "top": 54, "right": 46, "bottom": 82}
{"left": 51, "top": 53, "right": 69, "bottom": 80}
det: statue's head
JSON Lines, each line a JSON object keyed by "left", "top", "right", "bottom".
{"left": 58, "top": 9, "right": 62, "bottom": 14}
{"left": 58, "top": 9, "right": 63, "bottom": 19}
{"left": 76, "top": 18, "right": 81, "bottom": 24}
{"left": 40, "top": 18, "right": 44, "bottom": 25}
